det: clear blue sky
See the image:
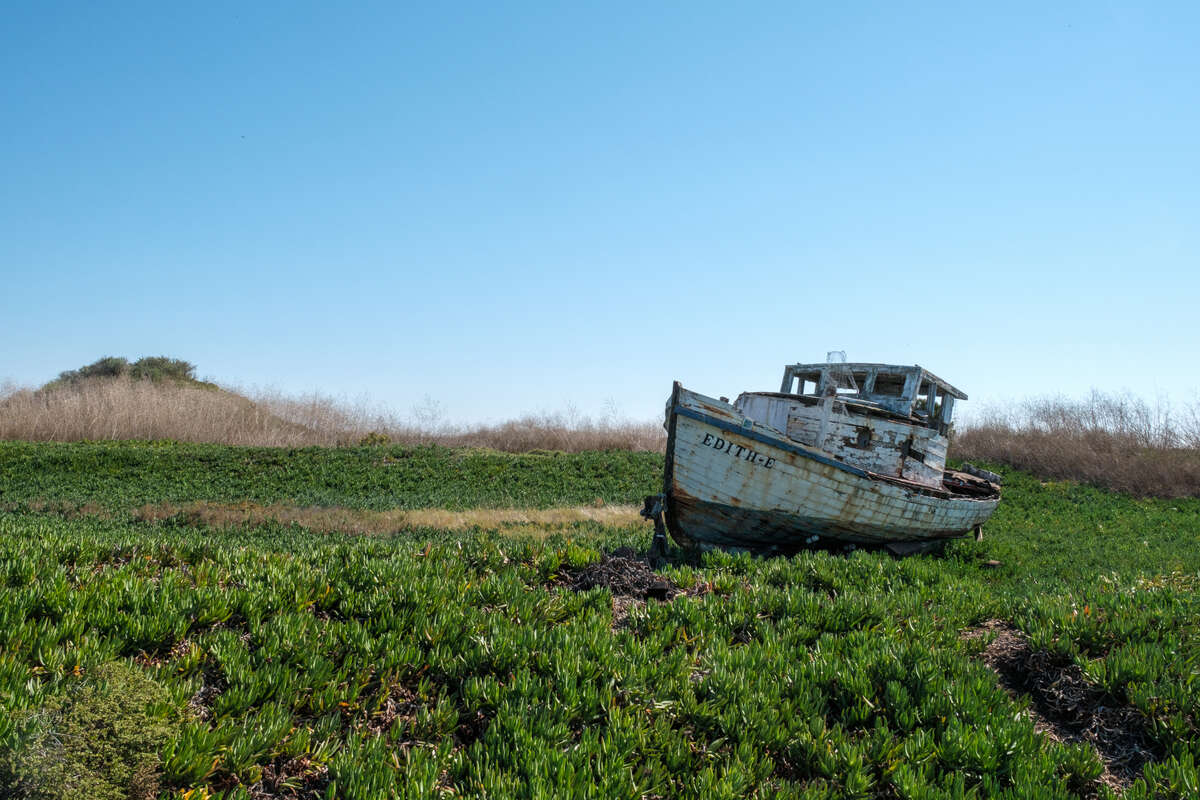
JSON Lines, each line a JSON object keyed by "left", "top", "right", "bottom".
{"left": 3, "top": 2, "right": 1197, "bottom": 424}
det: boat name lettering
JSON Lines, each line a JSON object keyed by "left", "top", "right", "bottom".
{"left": 701, "top": 433, "right": 775, "bottom": 469}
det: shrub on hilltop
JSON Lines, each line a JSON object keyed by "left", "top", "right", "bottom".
{"left": 47, "top": 356, "right": 215, "bottom": 390}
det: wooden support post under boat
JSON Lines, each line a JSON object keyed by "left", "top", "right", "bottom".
{"left": 641, "top": 494, "right": 670, "bottom": 566}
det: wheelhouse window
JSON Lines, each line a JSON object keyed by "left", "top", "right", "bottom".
{"left": 873, "top": 376, "right": 905, "bottom": 396}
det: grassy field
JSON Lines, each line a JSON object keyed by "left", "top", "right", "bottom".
{"left": 1, "top": 443, "right": 1199, "bottom": 799}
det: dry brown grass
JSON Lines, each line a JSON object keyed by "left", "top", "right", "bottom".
{"left": 955, "top": 392, "right": 1200, "bottom": 498}
{"left": 0, "top": 380, "right": 340, "bottom": 447}
{"left": 11, "top": 499, "right": 646, "bottom": 537}
{"left": 141, "top": 501, "right": 646, "bottom": 534}
{"left": 0, "top": 378, "right": 666, "bottom": 452}
{"left": 412, "top": 414, "right": 666, "bottom": 452}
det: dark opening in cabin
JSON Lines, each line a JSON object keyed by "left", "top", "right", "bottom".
{"left": 874, "top": 376, "right": 905, "bottom": 396}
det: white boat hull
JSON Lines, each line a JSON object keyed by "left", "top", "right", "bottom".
{"left": 663, "top": 384, "right": 1000, "bottom": 552}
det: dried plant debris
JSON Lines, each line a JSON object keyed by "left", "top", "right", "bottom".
{"left": 247, "top": 756, "right": 330, "bottom": 800}
{"left": 187, "top": 670, "right": 226, "bottom": 722}
{"left": 357, "top": 682, "right": 489, "bottom": 755}
{"left": 360, "top": 683, "right": 422, "bottom": 736}
{"left": 562, "top": 547, "right": 676, "bottom": 601}
{"left": 557, "top": 547, "right": 679, "bottom": 627}
{"left": 966, "top": 620, "right": 1162, "bottom": 791}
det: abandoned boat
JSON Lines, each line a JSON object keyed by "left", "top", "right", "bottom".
{"left": 646, "top": 361, "right": 1001, "bottom": 554}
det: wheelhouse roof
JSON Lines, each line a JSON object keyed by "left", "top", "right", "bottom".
{"left": 782, "top": 363, "right": 967, "bottom": 400}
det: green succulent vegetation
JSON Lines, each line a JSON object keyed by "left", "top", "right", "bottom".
{"left": 0, "top": 441, "right": 662, "bottom": 511}
{"left": 0, "top": 443, "right": 1198, "bottom": 799}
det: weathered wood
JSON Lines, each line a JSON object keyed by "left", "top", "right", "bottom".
{"left": 738, "top": 392, "right": 947, "bottom": 487}
{"left": 780, "top": 363, "right": 967, "bottom": 420}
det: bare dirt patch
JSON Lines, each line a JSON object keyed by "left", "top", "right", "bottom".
{"left": 965, "top": 619, "right": 1161, "bottom": 792}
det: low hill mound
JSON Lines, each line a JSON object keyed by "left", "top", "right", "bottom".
{"left": 1, "top": 356, "right": 333, "bottom": 446}
{"left": 1, "top": 356, "right": 665, "bottom": 451}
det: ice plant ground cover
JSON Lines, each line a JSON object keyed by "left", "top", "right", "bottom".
{"left": 0, "top": 441, "right": 662, "bottom": 511}
{"left": 0, "top": 442, "right": 1198, "bottom": 799}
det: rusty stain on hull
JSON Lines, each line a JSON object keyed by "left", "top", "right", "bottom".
{"left": 660, "top": 366, "right": 1000, "bottom": 553}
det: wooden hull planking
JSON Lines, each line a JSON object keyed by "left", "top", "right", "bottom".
{"left": 664, "top": 385, "right": 999, "bottom": 551}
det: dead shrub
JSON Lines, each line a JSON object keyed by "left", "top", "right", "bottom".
{"left": 399, "top": 413, "right": 666, "bottom": 453}
{"left": 956, "top": 391, "right": 1200, "bottom": 498}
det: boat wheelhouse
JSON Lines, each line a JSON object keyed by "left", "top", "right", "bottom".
{"left": 735, "top": 363, "right": 965, "bottom": 489}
